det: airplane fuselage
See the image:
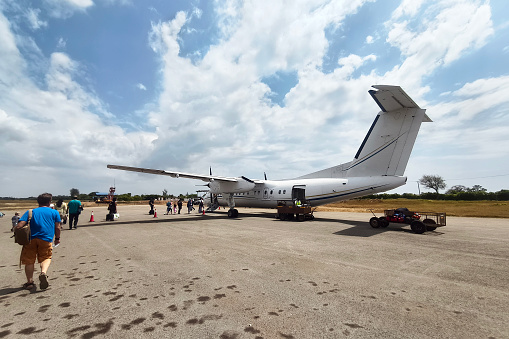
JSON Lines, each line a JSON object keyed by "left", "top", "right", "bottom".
{"left": 214, "top": 176, "right": 407, "bottom": 208}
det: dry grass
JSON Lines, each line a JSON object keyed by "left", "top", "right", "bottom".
{"left": 0, "top": 200, "right": 37, "bottom": 212}
{"left": 2, "top": 199, "right": 508, "bottom": 218}
{"left": 318, "top": 199, "right": 509, "bottom": 218}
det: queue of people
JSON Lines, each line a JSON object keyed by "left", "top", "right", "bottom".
{"left": 8, "top": 196, "right": 81, "bottom": 233}
{"left": 8, "top": 196, "right": 205, "bottom": 235}
{"left": 160, "top": 198, "right": 205, "bottom": 215}
{"left": 9, "top": 193, "right": 206, "bottom": 291}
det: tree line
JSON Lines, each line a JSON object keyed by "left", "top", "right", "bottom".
{"left": 359, "top": 190, "right": 509, "bottom": 201}
{"left": 3, "top": 175, "right": 507, "bottom": 201}
{"left": 0, "top": 188, "right": 198, "bottom": 202}
{"left": 359, "top": 174, "right": 509, "bottom": 201}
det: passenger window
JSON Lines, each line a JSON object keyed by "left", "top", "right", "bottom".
{"left": 270, "top": 190, "right": 273, "bottom": 195}
{"left": 283, "top": 190, "right": 286, "bottom": 194}
{"left": 278, "top": 190, "right": 281, "bottom": 194}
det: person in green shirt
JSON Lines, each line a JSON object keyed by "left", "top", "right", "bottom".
{"left": 67, "top": 196, "right": 82, "bottom": 230}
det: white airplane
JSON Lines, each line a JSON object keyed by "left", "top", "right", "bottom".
{"left": 108, "top": 85, "right": 431, "bottom": 218}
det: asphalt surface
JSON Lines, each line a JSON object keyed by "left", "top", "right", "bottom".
{"left": 1, "top": 205, "right": 508, "bottom": 339}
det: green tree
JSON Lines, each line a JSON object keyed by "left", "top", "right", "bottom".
{"left": 419, "top": 175, "right": 446, "bottom": 194}
{"left": 467, "top": 185, "right": 487, "bottom": 193}
{"left": 446, "top": 185, "right": 468, "bottom": 194}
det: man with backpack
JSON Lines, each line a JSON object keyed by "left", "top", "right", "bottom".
{"left": 15, "top": 193, "right": 61, "bottom": 290}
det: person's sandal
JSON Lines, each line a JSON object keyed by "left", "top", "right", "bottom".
{"left": 23, "top": 282, "right": 36, "bottom": 290}
{"left": 39, "top": 273, "right": 49, "bottom": 290}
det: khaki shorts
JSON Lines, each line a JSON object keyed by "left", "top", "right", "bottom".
{"left": 20, "top": 238, "right": 53, "bottom": 265}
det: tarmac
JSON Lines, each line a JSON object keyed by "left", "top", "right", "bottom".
{"left": 1, "top": 205, "right": 508, "bottom": 339}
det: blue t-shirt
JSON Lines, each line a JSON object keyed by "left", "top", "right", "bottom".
{"left": 20, "top": 207, "right": 61, "bottom": 243}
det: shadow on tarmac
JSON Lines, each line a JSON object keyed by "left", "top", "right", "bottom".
{"left": 70, "top": 212, "right": 239, "bottom": 228}
{"left": 0, "top": 287, "right": 23, "bottom": 296}
{"left": 0, "top": 286, "right": 47, "bottom": 296}
{"left": 332, "top": 219, "right": 445, "bottom": 237}
{"left": 70, "top": 211, "right": 446, "bottom": 237}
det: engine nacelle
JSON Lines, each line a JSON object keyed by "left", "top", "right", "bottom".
{"left": 209, "top": 179, "right": 255, "bottom": 194}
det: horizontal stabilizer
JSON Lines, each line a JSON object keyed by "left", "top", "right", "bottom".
{"left": 369, "top": 85, "right": 432, "bottom": 122}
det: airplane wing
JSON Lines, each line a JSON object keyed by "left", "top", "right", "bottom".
{"left": 369, "top": 85, "right": 432, "bottom": 122}
{"left": 107, "top": 164, "right": 238, "bottom": 183}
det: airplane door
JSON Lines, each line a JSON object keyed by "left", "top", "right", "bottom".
{"left": 292, "top": 185, "right": 306, "bottom": 203}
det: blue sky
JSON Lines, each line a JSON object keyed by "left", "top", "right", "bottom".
{"left": 1, "top": 0, "right": 508, "bottom": 198}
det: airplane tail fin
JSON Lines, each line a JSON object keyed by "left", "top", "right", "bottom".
{"left": 345, "top": 85, "right": 431, "bottom": 177}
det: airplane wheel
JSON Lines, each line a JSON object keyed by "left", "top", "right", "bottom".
{"left": 369, "top": 217, "right": 380, "bottom": 228}
{"left": 423, "top": 219, "right": 437, "bottom": 231}
{"left": 228, "top": 209, "right": 239, "bottom": 218}
{"left": 411, "top": 221, "right": 426, "bottom": 234}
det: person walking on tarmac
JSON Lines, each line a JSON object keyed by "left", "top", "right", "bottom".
{"left": 165, "top": 200, "right": 172, "bottom": 215}
{"left": 55, "top": 199, "right": 68, "bottom": 225}
{"left": 149, "top": 198, "right": 155, "bottom": 215}
{"left": 198, "top": 198, "right": 204, "bottom": 214}
{"left": 177, "top": 199, "right": 183, "bottom": 214}
{"left": 187, "top": 198, "right": 194, "bottom": 214}
{"left": 15, "top": 193, "right": 61, "bottom": 290}
{"left": 107, "top": 198, "right": 117, "bottom": 221}
{"left": 11, "top": 212, "right": 20, "bottom": 232}
{"left": 67, "top": 196, "right": 82, "bottom": 230}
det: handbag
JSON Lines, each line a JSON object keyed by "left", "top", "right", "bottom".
{"left": 13, "top": 210, "right": 32, "bottom": 245}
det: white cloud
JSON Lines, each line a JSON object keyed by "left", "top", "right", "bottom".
{"left": 0, "top": 10, "right": 156, "bottom": 196}
{"left": 391, "top": 0, "right": 425, "bottom": 20}
{"left": 336, "top": 54, "right": 377, "bottom": 78}
{"left": 0, "top": 12, "right": 26, "bottom": 87}
{"left": 43, "top": 0, "right": 94, "bottom": 18}
{"left": 136, "top": 0, "right": 507, "bottom": 195}
{"left": 383, "top": 0, "right": 494, "bottom": 95}
{"left": 102, "top": 0, "right": 133, "bottom": 6}
{"left": 365, "top": 35, "right": 374, "bottom": 44}
{"left": 26, "top": 8, "right": 48, "bottom": 30}
{"left": 0, "top": 0, "right": 507, "bottom": 196}
{"left": 142, "top": 1, "right": 386, "bottom": 179}
{"left": 57, "top": 37, "right": 66, "bottom": 49}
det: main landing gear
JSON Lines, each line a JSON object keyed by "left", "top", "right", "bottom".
{"left": 228, "top": 209, "right": 239, "bottom": 218}
{"left": 227, "top": 193, "right": 239, "bottom": 218}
